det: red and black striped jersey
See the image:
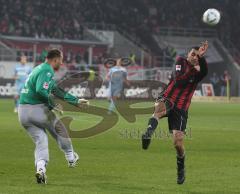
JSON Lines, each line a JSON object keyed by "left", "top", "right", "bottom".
{"left": 163, "top": 56, "right": 208, "bottom": 111}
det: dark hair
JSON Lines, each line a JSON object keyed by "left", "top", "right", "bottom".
{"left": 191, "top": 46, "right": 200, "bottom": 51}
{"left": 46, "top": 49, "right": 62, "bottom": 59}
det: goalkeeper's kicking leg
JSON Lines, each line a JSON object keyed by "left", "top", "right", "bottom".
{"left": 46, "top": 110, "right": 79, "bottom": 168}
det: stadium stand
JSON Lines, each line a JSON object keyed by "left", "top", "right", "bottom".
{"left": 0, "top": 0, "right": 239, "bottom": 49}
{"left": 1, "top": 0, "right": 240, "bottom": 65}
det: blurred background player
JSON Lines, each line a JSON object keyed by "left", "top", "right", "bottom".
{"left": 106, "top": 58, "right": 130, "bottom": 114}
{"left": 18, "top": 49, "right": 89, "bottom": 184}
{"left": 13, "top": 55, "right": 32, "bottom": 112}
{"left": 142, "top": 41, "right": 209, "bottom": 184}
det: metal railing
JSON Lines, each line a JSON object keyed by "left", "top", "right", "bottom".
{"left": 0, "top": 34, "right": 110, "bottom": 63}
{"left": 84, "top": 22, "right": 117, "bottom": 31}
{"left": 0, "top": 35, "right": 109, "bottom": 46}
{"left": 155, "top": 27, "right": 217, "bottom": 37}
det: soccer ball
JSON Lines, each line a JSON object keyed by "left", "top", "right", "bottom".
{"left": 202, "top": 8, "right": 221, "bottom": 25}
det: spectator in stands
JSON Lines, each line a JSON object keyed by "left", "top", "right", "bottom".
{"left": 0, "top": 0, "right": 238, "bottom": 56}
{"left": 83, "top": 50, "right": 89, "bottom": 64}
{"left": 75, "top": 52, "right": 82, "bottom": 64}
{"left": 1, "top": 0, "right": 240, "bottom": 70}
{"left": 129, "top": 52, "right": 136, "bottom": 65}
{"left": 220, "top": 70, "right": 231, "bottom": 96}
{"left": 66, "top": 61, "right": 78, "bottom": 71}
{"left": 209, "top": 72, "right": 220, "bottom": 96}
{"left": 66, "top": 50, "right": 73, "bottom": 64}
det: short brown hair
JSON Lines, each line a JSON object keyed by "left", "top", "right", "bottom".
{"left": 46, "top": 49, "right": 62, "bottom": 59}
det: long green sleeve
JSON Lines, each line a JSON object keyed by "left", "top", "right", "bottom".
{"left": 52, "top": 84, "right": 78, "bottom": 106}
{"left": 20, "top": 62, "right": 79, "bottom": 109}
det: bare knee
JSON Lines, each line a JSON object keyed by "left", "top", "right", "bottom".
{"left": 173, "top": 130, "right": 184, "bottom": 151}
{"left": 153, "top": 102, "right": 167, "bottom": 119}
{"left": 174, "top": 139, "right": 183, "bottom": 150}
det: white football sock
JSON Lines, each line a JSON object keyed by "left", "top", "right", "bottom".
{"left": 65, "top": 151, "right": 75, "bottom": 162}
{"left": 36, "top": 160, "right": 46, "bottom": 173}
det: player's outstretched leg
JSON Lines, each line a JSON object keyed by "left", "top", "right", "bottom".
{"left": 142, "top": 101, "right": 166, "bottom": 150}
{"left": 47, "top": 112, "right": 79, "bottom": 167}
{"left": 173, "top": 130, "right": 185, "bottom": 184}
{"left": 142, "top": 117, "right": 158, "bottom": 149}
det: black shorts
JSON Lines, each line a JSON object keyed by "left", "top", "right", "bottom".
{"left": 156, "top": 97, "right": 188, "bottom": 133}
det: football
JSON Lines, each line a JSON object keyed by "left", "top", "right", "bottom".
{"left": 202, "top": 8, "right": 221, "bottom": 25}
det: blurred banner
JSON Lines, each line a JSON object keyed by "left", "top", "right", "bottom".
{"left": 0, "top": 78, "right": 15, "bottom": 98}
{"left": 59, "top": 75, "right": 167, "bottom": 100}
{"left": 0, "top": 77, "right": 214, "bottom": 99}
{"left": 0, "top": 77, "right": 167, "bottom": 99}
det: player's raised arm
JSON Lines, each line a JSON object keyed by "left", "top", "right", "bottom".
{"left": 195, "top": 57, "right": 208, "bottom": 82}
{"left": 194, "top": 41, "right": 209, "bottom": 82}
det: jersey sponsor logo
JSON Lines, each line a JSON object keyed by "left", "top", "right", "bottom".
{"left": 176, "top": 65, "right": 181, "bottom": 71}
{"left": 47, "top": 72, "right": 52, "bottom": 77}
{"left": 43, "top": 82, "right": 49, "bottom": 89}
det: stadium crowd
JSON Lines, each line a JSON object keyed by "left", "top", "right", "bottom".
{"left": 0, "top": 0, "right": 239, "bottom": 49}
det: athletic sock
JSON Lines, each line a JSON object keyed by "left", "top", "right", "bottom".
{"left": 145, "top": 117, "right": 158, "bottom": 137}
{"left": 177, "top": 155, "right": 185, "bottom": 169}
{"left": 65, "top": 151, "right": 75, "bottom": 162}
{"left": 36, "top": 160, "right": 46, "bottom": 173}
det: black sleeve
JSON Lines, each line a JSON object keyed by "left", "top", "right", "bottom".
{"left": 194, "top": 57, "right": 208, "bottom": 82}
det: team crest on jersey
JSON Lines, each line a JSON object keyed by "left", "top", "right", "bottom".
{"left": 47, "top": 72, "right": 52, "bottom": 77}
{"left": 43, "top": 82, "right": 49, "bottom": 89}
{"left": 176, "top": 65, "right": 181, "bottom": 71}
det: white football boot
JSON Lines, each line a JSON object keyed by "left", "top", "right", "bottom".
{"left": 35, "top": 168, "right": 47, "bottom": 184}
{"left": 68, "top": 152, "right": 79, "bottom": 168}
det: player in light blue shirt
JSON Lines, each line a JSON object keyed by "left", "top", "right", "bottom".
{"left": 14, "top": 56, "right": 32, "bottom": 112}
{"left": 107, "top": 58, "right": 130, "bottom": 113}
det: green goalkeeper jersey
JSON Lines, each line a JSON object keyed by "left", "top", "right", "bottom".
{"left": 20, "top": 62, "right": 78, "bottom": 108}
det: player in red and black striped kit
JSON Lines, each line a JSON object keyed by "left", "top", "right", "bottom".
{"left": 142, "top": 41, "right": 209, "bottom": 184}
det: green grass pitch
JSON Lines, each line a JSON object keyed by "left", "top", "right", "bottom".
{"left": 0, "top": 99, "right": 240, "bottom": 194}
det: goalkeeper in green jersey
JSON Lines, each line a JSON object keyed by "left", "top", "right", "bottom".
{"left": 18, "top": 49, "right": 88, "bottom": 184}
